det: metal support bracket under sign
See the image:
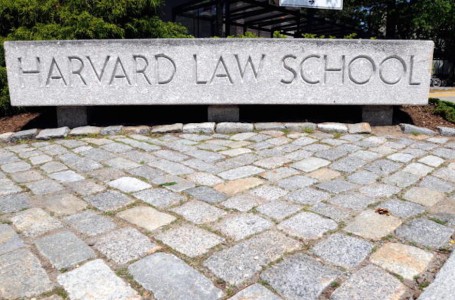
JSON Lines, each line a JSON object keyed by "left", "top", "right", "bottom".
{"left": 279, "top": 0, "right": 343, "bottom": 10}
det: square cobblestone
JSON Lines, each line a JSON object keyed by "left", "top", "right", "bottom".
{"left": 219, "top": 166, "right": 264, "bottom": 180}
{"left": 312, "top": 233, "right": 373, "bottom": 269}
{"left": 277, "top": 175, "right": 316, "bottom": 191}
{"left": 172, "top": 200, "right": 227, "bottom": 224}
{"left": 129, "top": 253, "right": 223, "bottom": 300}
{"left": 186, "top": 172, "right": 224, "bottom": 186}
{"left": 0, "top": 224, "right": 25, "bottom": 255}
{"left": 95, "top": 227, "right": 158, "bottom": 264}
{"left": 228, "top": 284, "right": 280, "bottom": 300}
{"left": 347, "top": 170, "right": 379, "bottom": 185}
{"left": 58, "top": 259, "right": 139, "bottom": 300}
{"left": 0, "top": 248, "right": 53, "bottom": 299}
{"left": 261, "top": 253, "right": 341, "bottom": 300}
{"left": 49, "top": 170, "right": 85, "bottom": 183}
{"left": 249, "top": 185, "right": 288, "bottom": 201}
{"left": 85, "top": 190, "right": 134, "bottom": 211}
{"left": 64, "top": 211, "right": 116, "bottom": 236}
{"left": 403, "top": 187, "right": 445, "bottom": 207}
{"left": 214, "top": 214, "right": 273, "bottom": 241}
{"left": 156, "top": 224, "right": 224, "bottom": 257}
{"left": 359, "top": 183, "right": 401, "bottom": 198}
{"left": 0, "top": 193, "right": 31, "bottom": 213}
{"left": 344, "top": 210, "right": 402, "bottom": 240}
{"left": 134, "top": 188, "right": 185, "bottom": 208}
{"left": 370, "top": 242, "right": 433, "bottom": 280}
{"left": 328, "top": 193, "right": 377, "bottom": 211}
{"left": 291, "top": 157, "right": 330, "bottom": 172}
{"left": 35, "top": 231, "right": 95, "bottom": 269}
{"left": 316, "top": 179, "right": 358, "bottom": 194}
{"left": 395, "top": 218, "right": 454, "bottom": 249}
{"left": 376, "top": 199, "right": 425, "bottom": 219}
{"left": 221, "top": 194, "right": 266, "bottom": 212}
{"left": 256, "top": 200, "right": 301, "bottom": 221}
{"left": 287, "top": 187, "right": 330, "bottom": 205}
{"left": 26, "top": 179, "right": 64, "bottom": 195}
{"left": 38, "top": 193, "right": 87, "bottom": 216}
{"left": 185, "top": 186, "right": 227, "bottom": 203}
{"left": 331, "top": 265, "right": 406, "bottom": 300}
{"left": 278, "top": 212, "right": 338, "bottom": 240}
{"left": 108, "top": 176, "right": 151, "bottom": 193}
{"left": 11, "top": 208, "right": 63, "bottom": 237}
{"left": 311, "top": 202, "right": 352, "bottom": 222}
{"left": 204, "top": 231, "right": 300, "bottom": 285}
{"left": 117, "top": 206, "right": 176, "bottom": 232}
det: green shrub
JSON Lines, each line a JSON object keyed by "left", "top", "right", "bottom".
{"left": 430, "top": 98, "right": 455, "bottom": 123}
{"left": 0, "top": 0, "right": 191, "bottom": 117}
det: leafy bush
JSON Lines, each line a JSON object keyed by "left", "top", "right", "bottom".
{"left": 0, "top": 0, "right": 191, "bottom": 116}
{"left": 430, "top": 98, "right": 455, "bottom": 123}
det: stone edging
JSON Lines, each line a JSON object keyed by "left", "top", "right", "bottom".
{"left": 0, "top": 122, "right": 453, "bottom": 143}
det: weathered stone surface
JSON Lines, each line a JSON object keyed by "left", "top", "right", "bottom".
{"left": 215, "top": 213, "right": 272, "bottom": 241}
{"left": 85, "top": 190, "right": 133, "bottom": 211}
{"left": 5, "top": 40, "right": 433, "bottom": 107}
{"left": 395, "top": 218, "right": 454, "bottom": 249}
{"left": 0, "top": 132, "right": 13, "bottom": 142}
{"left": 261, "top": 253, "right": 341, "bottom": 300}
{"left": 58, "top": 259, "right": 139, "bottom": 300}
{"left": 134, "top": 188, "right": 185, "bottom": 208}
{"left": 36, "top": 127, "right": 70, "bottom": 140}
{"left": 95, "top": 227, "right": 157, "bottom": 264}
{"left": 108, "top": 176, "right": 151, "bottom": 193}
{"left": 370, "top": 242, "right": 433, "bottom": 280}
{"left": 216, "top": 122, "right": 254, "bottom": 133}
{"left": 35, "top": 231, "right": 95, "bottom": 269}
{"left": 284, "top": 122, "right": 317, "bottom": 132}
{"left": 331, "top": 265, "right": 406, "bottom": 300}
{"left": 0, "top": 224, "right": 25, "bottom": 255}
{"left": 204, "top": 231, "right": 299, "bottom": 285}
{"left": 403, "top": 187, "right": 445, "bottom": 206}
{"left": 64, "top": 211, "right": 116, "bottom": 236}
{"left": 123, "top": 125, "right": 150, "bottom": 134}
{"left": 172, "top": 200, "right": 226, "bottom": 224}
{"left": 11, "top": 207, "right": 62, "bottom": 237}
{"left": 317, "top": 122, "right": 348, "bottom": 133}
{"left": 278, "top": 212, "right": 338, "bottom": 240}
{"left": 215, "top": 177, "right": 264, "bottom": 196}
{"left": 344, "top": 210, "right": 402, "bottom": 240}
{"left": 152, "top": 123, "right": 183, "bottom": 133}
{"left": 362, "top": 105, "right": 393, "bottom": 125}
{"left": 39, "top": 192, "right": 87, "bottom": 215}
{"left": 0, "top": 193, "right": 31, "bottom": 213}
{"left": 129, "top": 253, "right": 223, "bottom": 300}
{"left": 100, "top": 125, "right": 123, "bottom": 135}
{"left": 0, "top": 248, "right": 53, "bottom": 299}
{"left": 437, "top": 126, "right": 455, "bottom": 137}
{"left": 57, "top": 107, "right": 88, "bottom": 128}
{"left": 348, "top": 122, "right": 372, "bottom": 134}
{"left": 49, "top": 170, "right": 84, "bottom": 182}
{"left": 377, "top": 199, "right": 425, "bottom": 218}
{"left": 312, "top": 233, "right": 373, "bottom": 269}
{"left": 10, "top": 129, "right": 38, "bottom": 141}
{"left": 254, "top": 123, "right": 285, "bottom": 131}
{"left": 69, "top": 126, "right": 101, "bottom": 136}
{"left": 219, "top": 166, "right": 264, "bottom": 180}
{"left": 419, "top": 251, "right": 455, "bottom": 300}
{"left": 228, "top": 284, "right": 281, "bottom": 300}
{"left": 291, "top": 157, "right": 330, "bottom": 172}
{"left": 183, "top": 123, "right": 215, "bottom": 134}
{"left": 156, "top": 224, "right": 224, "bottom": 257}
{"left": 400, "top": 124, "right": 436, "bottom": 136}
{"left": 185, "top": 186, "right": 227, "bottom": 203}
{"left": 117, "top": 206, "right": 176, "bottom": 231}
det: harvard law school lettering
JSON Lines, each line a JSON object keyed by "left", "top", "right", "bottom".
{"left": 4, "top": 39, "right": 433, "bottom": 106}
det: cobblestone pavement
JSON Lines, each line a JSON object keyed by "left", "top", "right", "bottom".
{"left": 0, "top": 130, "right": 454, "bottom": 300}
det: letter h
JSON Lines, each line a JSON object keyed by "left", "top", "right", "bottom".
{"left": 18, "top": 57, "right": 41, "bottom": 88}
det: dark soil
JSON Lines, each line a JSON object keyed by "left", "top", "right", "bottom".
{"left": 0, "top": 104, "right": 453, "bottom": 134}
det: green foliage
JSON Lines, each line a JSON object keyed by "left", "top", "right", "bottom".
{"left": 430, "top": 98, "right": 455, "bottom": 123}
{"left": 272, "top": 31, "right": 288, "bottom": 38}
{"left": 0, "top": 0, "right": 191, "bottom": 116}
{"left": 227, "top": 31, "right": 260, "bottom": 38}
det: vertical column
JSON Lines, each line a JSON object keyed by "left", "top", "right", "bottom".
{"left": 208, "top": 105, "right": 240, "bottom": 122}
{"left": 362, "top": 106, "right": 394, "bottom": 126}
{"left": 56, "top": 107, "right": 89, "bottom": 128}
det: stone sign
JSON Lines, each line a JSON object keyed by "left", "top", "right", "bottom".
{"left": 4, "top": 39, "right": 433, "bottom": 107}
